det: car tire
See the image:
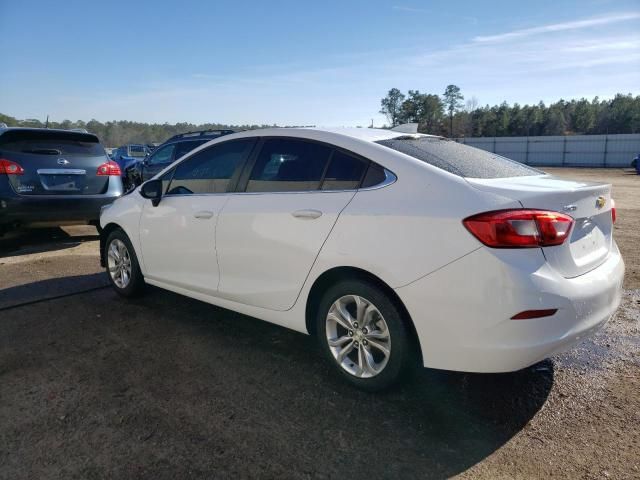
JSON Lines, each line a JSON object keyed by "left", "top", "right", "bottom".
{"left": 104, "top": 228, "right": 145, "bottom": 297}
{"left": 316, "top": 278, "right": 417, "bottom": 391}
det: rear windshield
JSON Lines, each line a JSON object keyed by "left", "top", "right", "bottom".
{"left": 0, "top": 130, "right": 104, "bottom": 156}
{"left": 128, "top": 145, "right": 147, "bottom": 157}
{"left": 376, "top": 136, "right": 542, "bottom": 179}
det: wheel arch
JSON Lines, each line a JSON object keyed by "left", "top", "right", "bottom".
{"left": 304, "top": 266, "right": 423, "bottom": 364}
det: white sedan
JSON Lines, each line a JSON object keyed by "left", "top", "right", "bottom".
{"left": 99, "top": 127, "right": 624, "bottom": 390}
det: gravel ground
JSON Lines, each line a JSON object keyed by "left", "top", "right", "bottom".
{"left": 0, "top": 168, "right": 638, "bottom": 479}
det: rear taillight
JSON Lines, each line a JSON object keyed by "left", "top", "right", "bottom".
{"left": 611, "top": 199, "right": 616, "bottom": 224}
{"left": 0, "top": 158, "right": 25, "bottom": 175}
{"left": 511, "top": 309, "right": 558, "bottom": 320}
{"left": 96, "top": 161, "right": 121, "bottom": 176}
{"left": 463, "top": 209, "right": 574, "bottom": 248}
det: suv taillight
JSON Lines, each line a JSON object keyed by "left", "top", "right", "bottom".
{"left": 97, "top": 161, "right": 121, "bottom": 176}
{"left": 0, "top": 158, "right": 25, "bottom": 175}
{"left": 463, "top": 209, "right": 574, "bottom": 248}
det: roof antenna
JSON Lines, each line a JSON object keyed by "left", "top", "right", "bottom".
{"left": 45, "top": 115, "right": 49, "bottom": 129}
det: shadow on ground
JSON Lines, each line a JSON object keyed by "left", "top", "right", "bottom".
{"left": 0, "top": 276, "right": 554, "bottom": 479}
{"left": 0, "top": 272, "right": 108, "bottom": 309}
{"left": 0, "top": 226, "right": 98, "bottom": 257}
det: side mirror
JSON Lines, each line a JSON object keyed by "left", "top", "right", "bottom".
{"left": 140, "top": 179, "right": 163, "bottom": 207}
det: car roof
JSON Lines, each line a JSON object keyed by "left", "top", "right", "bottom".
{"left": 162, "top": 129, "right": 237, "bottom": 145}
{"left": 228, "top": 127, "right": 438, "bottom": 143}
{"left": 0, "top": 127, "right": 89, "bottom": 135}
{"left": 0, "top": 127, "right": 101, "bottom": 143}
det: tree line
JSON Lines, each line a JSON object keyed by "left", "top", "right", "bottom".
{"left": 0, "top": 113, "right": 268, "bottom": 147}
{"left": 380, "top": 87, "right": 640, "bottom": 137}
{"left": 3, "top": 88, "right": 639, "bottom": 145}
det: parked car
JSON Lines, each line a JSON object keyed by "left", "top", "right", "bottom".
{"left": 0, "top": 128, "right": 123, "bottom": 236}
{"left": 124, "top": 130, "right": 235, "bottom": 189}
{"left": 111, "top": 144, "right": 150, "bottom": 189}
{"left": 99, "top": 127, "right": 624, "bottom": 390}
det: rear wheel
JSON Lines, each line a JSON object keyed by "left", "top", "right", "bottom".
{"left": 316, "top": 278, "right": 416, "bottom": 391}
{"left": 105, "top": 229, "right": 145, "bottom": 297}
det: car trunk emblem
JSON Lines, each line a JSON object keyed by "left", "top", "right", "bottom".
{"left": 57, "top": 158, "right": 70, "bottom": 165}
{"left": 596, "top": 196, "right": 606, "bottom": 209}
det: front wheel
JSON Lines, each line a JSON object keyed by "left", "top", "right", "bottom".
{"left": 104, "top": 229, "right": 145, "bottom": 297}
{"left": 316, "top": 278, "right": 417, "bottom": 391}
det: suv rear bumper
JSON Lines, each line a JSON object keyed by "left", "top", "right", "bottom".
{"left": 0, "top": 175, "right": 122, "bottom": 229}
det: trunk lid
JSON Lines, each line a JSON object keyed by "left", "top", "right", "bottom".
{"left": 466, "top": 175, "right": 613, "bottom": 278}
{"left": 0, "top": 129, "right": 110, "bottom": 195}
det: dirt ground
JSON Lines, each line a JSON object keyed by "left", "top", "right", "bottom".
{"left": 0, "top": 168, "right": 638, "bottom": 479}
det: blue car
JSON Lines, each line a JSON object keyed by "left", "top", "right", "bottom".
{"left": 111, "top": 144, "right": 150, "bottom": 188}
{"left": 0, "top": 127, "right": 123, "bottom": 236}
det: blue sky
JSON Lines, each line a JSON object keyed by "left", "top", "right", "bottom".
{"left": 1, "top": 0, "right": 638, "bottom": 126}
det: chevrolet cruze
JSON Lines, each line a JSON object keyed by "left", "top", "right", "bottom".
{"left": 99, "top": 127, "right": 624, "bottom": 390}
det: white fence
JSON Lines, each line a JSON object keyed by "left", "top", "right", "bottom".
{"left": 455, "top": 134, "right": 640, "bottom": 167}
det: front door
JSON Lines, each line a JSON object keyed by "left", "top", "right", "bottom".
{"left": 139, "top": 138, "right": 257, "bottom": 293}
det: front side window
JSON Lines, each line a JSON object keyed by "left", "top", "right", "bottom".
{"left": 246, "top": 138, "right": 331, "bottom": 192}
{"left": 159, "top": 169, "right": 174, "bottom": 194}
{"left": 174, "top": 140, "right": 206, "bottom": 160}
{"left": 167, "top": 139, "right": 255, "bottom": 195}
{"left": 149, "top": 144, "right": 175, "bottom": 165}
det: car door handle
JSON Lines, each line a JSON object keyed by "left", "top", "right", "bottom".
{"left": 194, "top": 211, "right": 214, "bottom": 219}
{"left": 292, "top": 209, "right": 323, "bottom": 220}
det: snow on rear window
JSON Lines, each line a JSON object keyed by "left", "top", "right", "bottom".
{"left": 376, "top": 137, "right": 542, "bottom": 179}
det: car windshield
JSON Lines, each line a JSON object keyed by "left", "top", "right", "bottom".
{"left": 376, "top": 136, "right": 542, "bottom": 179}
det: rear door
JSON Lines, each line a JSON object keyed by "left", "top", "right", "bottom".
{"left": 216, "top": 138, "right": 368, "bottom": 311}
{"left": 0, "top": 129, "right": 111, "bottom": 195}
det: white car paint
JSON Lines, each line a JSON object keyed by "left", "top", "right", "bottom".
{"left": 100, "top": 127, "right": 624, "bottom": 373}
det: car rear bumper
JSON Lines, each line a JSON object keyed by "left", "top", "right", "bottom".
{"left": 0, "top": 176, "right": 122, "bottom": 228}
{"left": 395, "top": 244, "right": 625, "bottom": 373}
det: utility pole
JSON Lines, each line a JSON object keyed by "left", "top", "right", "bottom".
{"left": 45, "top": 115, "right": 49, "bottom": 129}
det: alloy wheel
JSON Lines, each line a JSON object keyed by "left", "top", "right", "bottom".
{"left": 325, "top": 295, "right": 391, "bottom": 378}
{"left": 107, "top": 238, "right": 132, "bottom": 289}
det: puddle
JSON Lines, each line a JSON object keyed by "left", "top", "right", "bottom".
{"left": 553, "top": 289, "right": 640, "bottom": 372}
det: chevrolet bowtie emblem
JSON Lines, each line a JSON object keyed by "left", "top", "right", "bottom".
{"left": 595, "top": 196, "right": 606, "bottom": 209}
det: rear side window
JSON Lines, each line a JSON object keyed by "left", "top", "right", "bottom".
{"left": 321, "top": 151, "right": 368, "bottom": 191}
{"left": 246, "top": 139, "right": 331, "bottom": 192}
{"left": 0, "top": 130, "right": 104, "bottom": 156}
{"left": 167, "top": 139, "right": 255, "bottom": 195}
{"left": 377, "top": 136, "right": 541, "bottom": 179}
{"left": 362, "top": 164, "right": 387, "bottom": 188}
